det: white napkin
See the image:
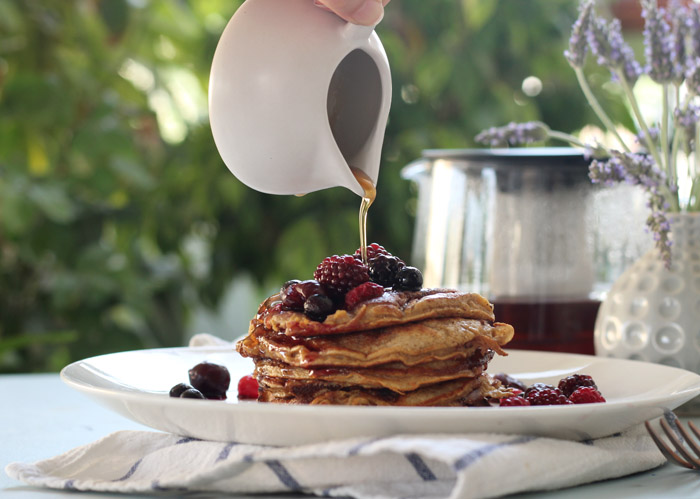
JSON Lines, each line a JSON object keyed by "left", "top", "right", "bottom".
{"left": 5, "top": 425, "right": 665, "bottom": 498}
{"left": 6, "top": 334, "right": 667, "bottom": 498}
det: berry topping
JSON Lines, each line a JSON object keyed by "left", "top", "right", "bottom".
{"left": 188, "top": 361, "right": 231, "bottom": 400}
{"left": 368, "top": 254, "right": 405, "bottom": 287}
{"left": 345, "top": 281, "right": 385, "bottom": 309}
{"left": 304, "top": 293, "right": 335, "bottom": 322}
{"left": 314, "top": 254, "right": 370, "bottom": 299}
{"left": 169, "top": 382, "right": 193, "bottom": 398}
{"left": 392, "top": 266, "right": 423, "bottom": 291}
{"left": 526, "top": 387, "right": 571, "bottom": 406}
{"left": 569, "top": 386, "right": 606, "bottom": 404}
{"left": 180, "top": 388, "right": 205, "bottom": 399}
{"left": 354, "top": 243, "right": 394, "bottom": 261}
{"left": 281, "top": 279, "right": 325, "bottom": 311}
{"left": 500, "top": 396, "right": 531, "bottom": 407}
{"left": 493, "top": 373, "right": 528, "bottom": 391}
{"left": 237, "top": 374, "right": 259, "bottom": 400}
{"left": 558, "top": 374, "right": 598, "bottom": 397}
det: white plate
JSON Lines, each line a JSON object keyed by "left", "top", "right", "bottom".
{"left": 61, "top": 347, "right": 700, "bottom": 445}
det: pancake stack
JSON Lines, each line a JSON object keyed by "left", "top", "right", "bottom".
{"left": 236, "top": 288, "right": 515, "bottom": 406}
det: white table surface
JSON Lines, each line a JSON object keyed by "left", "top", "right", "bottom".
{"left": 2, "top": 373, "right": 700, "bottom": 498}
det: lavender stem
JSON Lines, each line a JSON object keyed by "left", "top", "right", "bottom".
{"left": 547, "top": 130, "right": 590, "bottom": 148}
{"left": 617, "top": 71, "right": 666, "bottom": 175}
{"left": 574, "top": 67, "right": 630, "bottom": 151}
{"left": 662, "top": 84, "right": 672, "bottom": 184}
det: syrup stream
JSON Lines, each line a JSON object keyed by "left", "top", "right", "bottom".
{"left": 350, "top": 167, "right": 376, "bottom": 264}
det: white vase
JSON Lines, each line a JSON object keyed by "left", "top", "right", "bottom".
{"left": 594, "top": 213, "right": 700, "bottom": 374}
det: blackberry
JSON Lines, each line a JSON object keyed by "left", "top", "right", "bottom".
{"left": 188, "top": 361, "right": 231, "bottom": 400}
{"left": 524, "top": 382, "right": 555, "bottom": 397}
{"left": 369, "top": 254, "right": 405, "bottom": 287}
{"left": 354, "top": 243, "right": 394, "bottom": 261}
{"left": 526, "top": 387, "right": 571, "bottom": 406}
{"left": 558, "top": 374, "right": 597, "bottom": 397}
{"left": 304, "top": 293, "right": 335, "bottom": 321}
{"left": 392, "top": 266, "right": 423, "bottom": 291}
{"left": 313, "top": 254, "right": 369, "bottom": 299}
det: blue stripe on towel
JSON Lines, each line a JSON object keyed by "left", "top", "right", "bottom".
{"left": 175, "top": 437, "right": 200, "bottom": 444}
{"left": 454, "top": 436, "right": 537, "bottom": 471}
{"left": 348, "top": 437, "right": 382, "bottom": 456}
{"left": 216, "top": 442, "right": 237, "bottom": 462}
{"left": 405, "top": 452, "right": 437, "bottom": 481}
{"left": 114, "top": 458, "right": 142, "bottom": 481}
{"left": 266, "top": 459, "right": 301, "bottom": 490}
{"left": 63, "top": 480, "right": 75, "bottom": 490}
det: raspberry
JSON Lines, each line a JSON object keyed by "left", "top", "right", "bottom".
{"left": 354, "top": 243, "right": 393, "bottom": 261}
{"left": 237, "top": 375, "right": 259, "bottom": 400}
{"left": 500, "top": 396, "right": 531, "bottom": 407}
{"left": 526, "top": 387, "right": 571, "bottom": 406}
{"left": 558, "top": 374, "right": 597, "bottom": 397}
{"left": 569, "top": 386, "right": 606, "bottom": 404}
{"left": 314, "top": 254, "right": 369, "bottom": 299}
{"left": 345, "top": 281, "right": 385, "bottom": 309}
{"left": 369, "top": 254, "right": 405, "bottom": 286}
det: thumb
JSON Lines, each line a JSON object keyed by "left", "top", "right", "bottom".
{"left": 315, "top": 0, "right": 386, "bottom": 26}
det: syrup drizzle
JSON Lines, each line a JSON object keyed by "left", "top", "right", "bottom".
{"left": 350, "top": 167, "right": 376, "bottom": 264}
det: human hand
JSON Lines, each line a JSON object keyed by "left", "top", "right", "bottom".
{"left": 314, "top": 0, "right": 390, "bottom": 26}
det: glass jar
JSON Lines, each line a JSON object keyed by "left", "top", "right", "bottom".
{"left": 402, "top": 147, "right": 649, "bottom": 355}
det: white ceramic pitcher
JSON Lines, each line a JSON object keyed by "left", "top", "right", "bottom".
{"left": 209, "top": 0, "right": 392, "bottom": 197}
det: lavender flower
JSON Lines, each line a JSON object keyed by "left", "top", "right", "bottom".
{"left": 590, "top": 151, "right": 672, "bottom": 266}
{"left": 674, "top": 104, "right": 700, "bottom": 151}
{"left": 587, "top": 16, "right": 642, "bottom": 83}
{"left": 642, "top": 0, "right": 676, "bottom": 83}
{"left": 475, "top": 121, "right": 549, "bottom": 147}
{"left": 670, "top": 1, "right": 691, "bottom": 81}
{"left": 565, "top": 0, "right": 594, "bottom": 69}
{"left": 686, "top": 57, "right": 700, "bottom": 94}
{"left": 690, "top": 3, "right": 700, "bottom": 57}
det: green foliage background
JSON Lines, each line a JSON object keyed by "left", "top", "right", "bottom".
{"left": 0, "top": 0, "right": 629, "bottom": 372}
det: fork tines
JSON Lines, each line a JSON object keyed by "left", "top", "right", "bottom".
{"left": 645, "top": 413, "right": 700, "bottom": 470}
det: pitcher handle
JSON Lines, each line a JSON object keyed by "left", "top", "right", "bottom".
{"left": 343, "top": 23, "right": 376, "bottom": 41}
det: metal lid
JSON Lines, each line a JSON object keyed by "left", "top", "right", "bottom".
{"left": 420, "top": 147, "right": 590, "bottom": 168}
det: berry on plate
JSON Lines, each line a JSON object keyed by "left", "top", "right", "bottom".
{"left": 558, "top": 374, "right": 597, "bottom": 397}
{"left": 526, "top": 387, "right": 571, "bottom": 406}
{"left": 569, "top": 386, "right": 606, "bottom": 404}
{"left": 314, "top": 254, "right": 370, "bottom": 299}
{"left": 345, "top": 281, "right": 385, "bottom": 309}
{"left": 237, "top": 374, "right": 259, "bottom": 400}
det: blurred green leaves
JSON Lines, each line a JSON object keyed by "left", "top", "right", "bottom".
{"left": 1, "top": 0, "right": 604, "bottom": 372}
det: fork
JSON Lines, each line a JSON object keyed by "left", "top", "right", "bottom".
{"left": 645, "top": 412, "right": 700, "bottom": 470}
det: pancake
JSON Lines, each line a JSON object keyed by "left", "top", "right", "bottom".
{"left": 236, "top": 287, "right": 514, "bottom": 407}
{"left": 237, "top": 318, "right": 513, "bottom": 368}
{"left": 256, "top": 288, "right": 494, "bottom": 337}
{"left": 254, "top": 349, "right": 493, "bottom": 393}
{"left": 257, "top": 374, "right": 510, "bottom": 406}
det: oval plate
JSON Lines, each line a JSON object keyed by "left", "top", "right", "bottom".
{"left": 61, "top": 347, "right": 700, "bottom": 445}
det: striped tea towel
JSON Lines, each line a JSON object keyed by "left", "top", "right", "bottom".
{"left": 6, "top": 421, "right": 665, "bottom": 498}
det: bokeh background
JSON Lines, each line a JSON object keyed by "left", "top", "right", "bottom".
{"left": 0, "top": 0, "right": 638, "bottom": 372}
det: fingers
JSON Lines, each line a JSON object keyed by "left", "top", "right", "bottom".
{"left": 315, "top": 0, "right": 389, "bottom": 26}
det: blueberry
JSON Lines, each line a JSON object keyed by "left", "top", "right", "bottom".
{"left": 169, "top": 382, "right": 192, "bottom": 398}
{"left": 303, "top": 293, "right": 335, "bottom": 321}
{"left": 188, "top": 361, "right": 231, "bottom": 399}
{"left": 180, "top": 388, "right": 205, "bottom": 399}
{"left": 392, "top": 266, "right": 423, "bottom": 291}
